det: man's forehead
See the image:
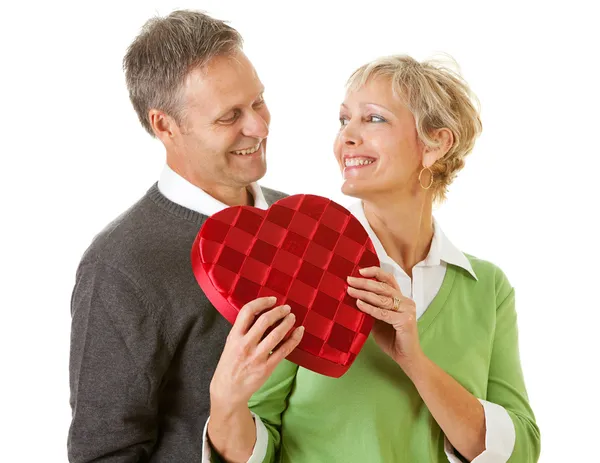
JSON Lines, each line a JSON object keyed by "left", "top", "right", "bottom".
{"left": 183, "top": 53, "right": 263, "bottom": 111}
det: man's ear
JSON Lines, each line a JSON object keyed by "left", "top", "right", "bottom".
{"left": 422, "top": 128, "right": 453, "bottom": 168}
{"left": 149, "top": 109, "right": 177, "bottom": 144}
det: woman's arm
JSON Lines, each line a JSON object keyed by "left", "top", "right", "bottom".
{"left": 347, "top": 267, "right": 540, "bottom": 462}
{"left": 482, "top": 286, "right": 540, "bottom": 461}
{"left": 248, "top": 360, "right": 301, "bottom": 462}
{"left": 402, "top": 352, "right": 486, "bottom": 460}
{"left": 206, "top": 297, "right": 303, "bottom": 463}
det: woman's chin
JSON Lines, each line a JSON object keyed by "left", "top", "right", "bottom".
{"left": 341, "top": 180, "right": 368, "bottom": 199}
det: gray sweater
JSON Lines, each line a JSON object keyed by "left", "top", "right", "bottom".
{"left": 68, "top": 183, "right": 287, "bottom": 462}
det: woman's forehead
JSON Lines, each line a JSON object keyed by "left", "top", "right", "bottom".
{"left": 343, "top": 77, "right": 406, "bottom": 113}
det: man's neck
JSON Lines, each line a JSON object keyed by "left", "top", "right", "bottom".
{"left": 202, "top": 184, "right": 252, "bottom": 207}
{"left": 167, "top": 162, "right": 253, "bottom": 207}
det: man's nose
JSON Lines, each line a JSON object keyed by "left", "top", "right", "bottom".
{"left": 242, "top": 110, "right": 269, "bottom": 139}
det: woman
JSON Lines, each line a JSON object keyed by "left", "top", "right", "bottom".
{"left": 208, "top": 55, "right": 540, "bottom": 462}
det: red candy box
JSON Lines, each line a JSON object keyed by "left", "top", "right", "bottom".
{"left": 191, "top": 194, "right": 379, "bottom": 377}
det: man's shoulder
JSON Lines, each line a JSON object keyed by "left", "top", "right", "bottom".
{"left": 77, "top": 187, "right": 197, "bottom": 278}
{"left": 260, "top": 185, "right": 289, "bottom": 205}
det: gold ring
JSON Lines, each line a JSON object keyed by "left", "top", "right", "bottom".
{"left": 392, "top": 296, "right": 401, "bottom": 311}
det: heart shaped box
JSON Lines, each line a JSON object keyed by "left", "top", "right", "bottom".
{"left": 191, "top": 194, "right": 379, "bottom": 377}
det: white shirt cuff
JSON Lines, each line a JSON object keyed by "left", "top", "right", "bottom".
{"left": 444, "top": 399, "right": 516, "bottom": 462}
{"left": 201, "top": 412, "right": 269, "bottom": 463}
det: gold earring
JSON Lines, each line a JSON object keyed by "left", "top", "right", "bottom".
{"left": 418, "top": 166, "right": 434, "bottom": 190}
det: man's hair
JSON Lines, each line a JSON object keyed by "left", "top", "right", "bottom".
{"left": 123, "top": 10, "right": 243, "bottom": 136}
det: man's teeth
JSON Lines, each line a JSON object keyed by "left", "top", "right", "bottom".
{"left": 232, "top": 143, "right": 261, "bottom": 155}
{"left": 345, "top": 158, "right": 375, "bottom": 167}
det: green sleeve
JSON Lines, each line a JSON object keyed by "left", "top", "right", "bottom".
{"left": 248, "top": 359, "right": 300, "bottom": 463}
{"left": 488, "top": 284, "right": 541, "bottom": 462}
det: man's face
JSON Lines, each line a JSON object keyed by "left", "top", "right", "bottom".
{"left": 170, "top": 50, "right": 270, "bottom": 191}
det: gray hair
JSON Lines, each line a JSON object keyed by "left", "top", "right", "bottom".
{"left": 123, "top": 10, "right": 243, "bottom": 136}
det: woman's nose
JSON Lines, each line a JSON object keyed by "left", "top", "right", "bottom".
{"left": 340, "top": 122, "right": 361, "bottom": 146}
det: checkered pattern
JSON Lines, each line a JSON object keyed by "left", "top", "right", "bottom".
{"left": 198, "top": 194, "right": 379, "bottom": 367}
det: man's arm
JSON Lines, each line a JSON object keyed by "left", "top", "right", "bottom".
{"left": 68, "top": 260, "right": 172, "bottom": 462}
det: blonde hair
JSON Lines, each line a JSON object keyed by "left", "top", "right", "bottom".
{"left": 123, "top": 10, "right": 243, "bottom": 136}
{"left": 347, "top": 55, "right": 482, "bottom": 203}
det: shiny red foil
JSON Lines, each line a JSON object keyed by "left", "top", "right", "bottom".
{"left": 191, "top": 194, "right": 379, "bottom": 377}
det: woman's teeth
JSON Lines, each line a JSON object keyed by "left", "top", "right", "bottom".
{"left": 232, "top": 143, "right": 261, "bottom": 155}
{"left": 345, "top": 158, "right": 375, "bottom": 167}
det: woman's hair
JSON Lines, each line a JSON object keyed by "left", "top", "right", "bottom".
{"left": 346, "top": 55, "right": 482, "bottom": 203}
{"left": 123, "top": 10, "right": 243, "bottom": 137}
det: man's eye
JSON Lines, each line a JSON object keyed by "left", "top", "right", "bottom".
{"left": 220, "top": 110, "right": 240, "bottom": 124}
{"left": 339, "top": 117, "right": 349, "bottom": 126}
{"left": 253, "top": 99, "right": 265, "bottom": 108}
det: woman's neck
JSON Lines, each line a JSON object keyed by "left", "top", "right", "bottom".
{"left": 362, "top": 192, "right": 434, "bottom": 278}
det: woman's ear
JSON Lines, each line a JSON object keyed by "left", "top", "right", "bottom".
{"left": 422, "top": 128, "right": 454, "bottom": 168}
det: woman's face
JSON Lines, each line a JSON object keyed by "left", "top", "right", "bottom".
{"left": 334, "top": 76, "right": 424, "bottom": 200}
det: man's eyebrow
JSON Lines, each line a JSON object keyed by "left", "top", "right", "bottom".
{"left": 214, "top": 88, "right": 266, "bottom": 119}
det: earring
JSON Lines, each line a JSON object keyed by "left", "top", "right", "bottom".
{"left": 418, "top": 166, "right": 434, "bottom": 190}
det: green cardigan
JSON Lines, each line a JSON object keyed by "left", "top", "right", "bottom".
{"left": 249, "top": 256, "right": 540, "bottom": 462}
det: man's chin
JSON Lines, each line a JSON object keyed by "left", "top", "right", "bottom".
{"left": 238, "top": 163, "right": 267, "bottom": 186}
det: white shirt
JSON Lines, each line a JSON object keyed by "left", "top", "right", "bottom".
{"left": 158, "top": 164, "right": 269, "bottom": 214}
{"left": 158, "top": 167, "right": 517, "bottom": 463}
{"left": 348, "top": 202, "right": 478, "bottom": 320}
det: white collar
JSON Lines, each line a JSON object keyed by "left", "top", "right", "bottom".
{"left": 348, "top": 201, "right": 477, "bottom": 280}
{"left": 157, "top": 165, "right": 269, "bottom": 216}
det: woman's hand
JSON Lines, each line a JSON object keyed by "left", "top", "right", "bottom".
{"left": 208, "top": 296, "right": 304, "bottom": 463}
{"left": 347, "top": 266, "right": 423, "bottom": 370}
{"left": 210, "top": 296, "right": 304, "bottom": 411}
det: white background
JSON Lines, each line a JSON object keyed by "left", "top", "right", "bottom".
{"left": 2, "top": 0, "right": 598, "bottom": 461}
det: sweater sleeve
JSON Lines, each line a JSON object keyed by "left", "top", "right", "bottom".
{"left": 247, "top": 360, "right": 300, "bottom": 463}
{"left": 487, "top": 283, "right": 541, "bottom": 462}
{"left": 68, "top": 260, "right": 172, "bottom": 462}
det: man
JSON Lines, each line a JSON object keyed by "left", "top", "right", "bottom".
{"left": 68, "top": 10, "right": 303, "bottom": 462}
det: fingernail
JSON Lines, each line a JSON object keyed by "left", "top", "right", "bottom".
{"left": 297, "top": 326, "right": 305, "bottom": 334}
{"left": 284, "top": 305, "right": 291, "bottom": 312}
{"left": 347, "top": 276, "right": 355, "bottom": 281}
{"left": 288, "top": 312, "right": 296, "bottom": 320}
{"left": 359, "top": 268, "right": 367, "bottom": 274}
{"left": 270, "top": 296, "right": 277, "bottom": 302}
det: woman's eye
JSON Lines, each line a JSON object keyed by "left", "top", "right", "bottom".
{"left": 368, "top": 115, "right": 386, "bottom": 123}
{"left": 339, "top": 117, "right": 349, "bottom": 126}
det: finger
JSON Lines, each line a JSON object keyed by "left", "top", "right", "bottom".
{"left": 233, "top": 296, "right": 279, "bottom": 334}
{"left": 355, "top": 298, "right": 399, "bottom": 323}
{"left": 347, "top": 275, "right": 393, "bottom": 297}
{"left": 347, "top": 286, "right": 395, "bottom": 311}
{"left": 358, "top": 267, "right": 400, "bottom": 290}
{"left": 256, "top": 312, "right": 297, "bottom": 357}
{"left": 245, "top": 304, "right": 292, "bottom": 344}
{"left": 267, "top": 326, "right": 305, "bottom": 367}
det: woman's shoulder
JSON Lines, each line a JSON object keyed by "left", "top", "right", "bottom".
{"left": 462, "top": 253, "right": 513, "bottom": 302}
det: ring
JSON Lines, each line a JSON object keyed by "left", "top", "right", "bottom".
{"left": 392, "top": 296, "right": 400, "bottom": 311}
